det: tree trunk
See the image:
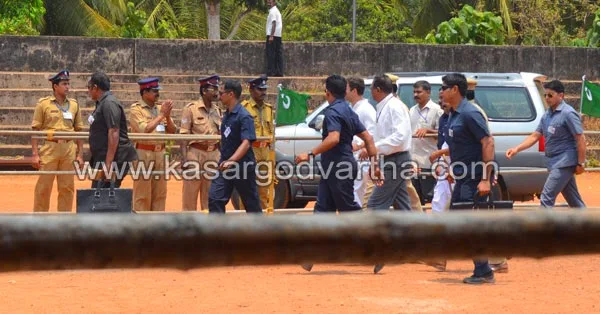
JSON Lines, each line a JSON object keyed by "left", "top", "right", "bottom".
{"left": 205, "top": 0, "right": 221, "bottom": 40}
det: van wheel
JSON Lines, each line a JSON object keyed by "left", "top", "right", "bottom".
{"left": 273, "top": 179, "right": 290, "bottom": 209}
{"left": 493, "top": 176, "right": 511, "bottom": 201}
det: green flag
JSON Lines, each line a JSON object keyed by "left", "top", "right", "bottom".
{"left": 581, "top": 80, "right": 600, "bottom": 118}
{"left": 276, "top": 87, "right": 310, "bottom": 125}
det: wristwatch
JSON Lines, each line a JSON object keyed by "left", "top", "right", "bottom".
{"left": 578, "top": 161, "right": 585, "bottom": 167}
{"left": 308, "top": 151, "right": 315, "bottom": 159}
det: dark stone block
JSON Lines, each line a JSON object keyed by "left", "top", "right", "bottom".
{"left": 519, "top": 46, "right": 553, "bottom": 76}
{"left": 552, "top": 47, "right": 587, "bottom": 80}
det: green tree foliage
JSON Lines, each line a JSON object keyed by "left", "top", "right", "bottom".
{"left": 425, "top": 5, "right": 505, "bottom": 45}
{"left": 284, "top": 0, "right": 412, "bottom": 42}
{"left": 586, "top": 8, "right": 600, "bottom": 47}
{"left": 0, "top": 0, "right": 46, "bottom": 35}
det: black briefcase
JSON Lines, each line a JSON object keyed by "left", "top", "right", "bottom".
{"left": 76, "top": 181, "right": 133, "bottom": 213}
{"left": 451, "top": 189, "right": 513, "bottom": 210}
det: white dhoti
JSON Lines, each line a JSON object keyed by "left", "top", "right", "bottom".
{"left": 353, "top": 160, "right": 370, "bottom": 207}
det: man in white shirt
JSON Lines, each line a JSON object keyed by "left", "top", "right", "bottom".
{"left": 359, "top": 74, "right": 412, "bottom": 274}
{"left": 409, "top": 80, "right": 444, "bottom": 204}
{"left": 265, "top": 0, "right": 283, "bottom": 77}
{"left": 346, "top": 77, "right": 376, "bottom": 207}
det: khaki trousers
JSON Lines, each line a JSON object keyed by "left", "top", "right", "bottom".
{"left": 133, "top": 149, "right": 167, "bottom": 211}
{"left": 238, "top": 147, "right": 271, "bottom": 210}
{"left": 182, "top": 147, "right": 220, "bottom": 211}
{"left": 33, "top": 141, "right": 76, "bottom": 212}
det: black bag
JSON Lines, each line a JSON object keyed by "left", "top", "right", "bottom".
{"left": 76, "top": 181, "right": 133, "bottom": 213}
{"left": 451, "top": 188, "right": 513, "bottom": 210}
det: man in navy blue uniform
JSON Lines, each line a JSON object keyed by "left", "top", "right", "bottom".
{"left": 442, "top": 73, "right": 496, "bottom": 284}
{"left": 208, "top": 80, "right": 262, "bottom": 214}
{"left": 506, "top": 80, "right": 586, "bottom": 208}
{"left": 295, "top": 74, "right": 381, "bottom": 272}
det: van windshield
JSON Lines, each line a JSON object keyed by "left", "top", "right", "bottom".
{"left": 398, "top": 84, "right": 535, "bottom": 121}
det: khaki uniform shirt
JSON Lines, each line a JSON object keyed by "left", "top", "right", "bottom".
{"left": 179, "top": 99, "right": 221, "bottom": 145}
{"left": 129, "top": 101, "right": 175, "bottom": 145}
{"left": 241, "top": 98, "right": 274, "bottom": 137}
{"left": 31, "top": 96, "right": 83, "bottom": 132}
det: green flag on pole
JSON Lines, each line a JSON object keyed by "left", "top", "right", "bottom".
{"left": 581, "top": 80, "right": 600, "bottom": 118}
{"left": 276, "top": 87, "right": 310, "bottom": 125}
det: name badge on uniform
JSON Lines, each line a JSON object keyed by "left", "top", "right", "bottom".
{"left": 224, "top": 126, "right": 231, "bottom": 138}
{"left": 548, "top": 126, "right": 556, "bottom": 135}
{"left": 156, "top": 124, "right": 166, "bottom": 132}
{"left": 448, "top": 129, "right": 454, "bottom": 137}
{"left": 88, "top": 115, "right": 95, "bottom": 125}
{"left": 62, "top": 111, "right": 73, "bottom": 120}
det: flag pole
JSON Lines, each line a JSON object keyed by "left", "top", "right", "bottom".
{"left": 580, "top": 75, "right": 586, "bottom": 115}
{"left": 266, "top": 84, "right": 282, "bottom": 215}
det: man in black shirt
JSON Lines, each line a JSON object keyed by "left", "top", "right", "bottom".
{"left": 87, "top": 72, "right": 137, "bottom": 188}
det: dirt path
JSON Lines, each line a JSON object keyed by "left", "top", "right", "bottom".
{"left": 0, "top": 173, "right": 599, "bottom": 313}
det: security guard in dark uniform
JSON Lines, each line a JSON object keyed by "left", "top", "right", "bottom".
{"left": 208, "top": 79, "right": 262, "bottom": 214}
{"left": 295, "top": 75, "right": 381, "bottom": 272}
{"left": 442, "top": 73, "right": 496, "bottom": 284}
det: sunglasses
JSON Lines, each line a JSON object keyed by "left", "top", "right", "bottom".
{"left": 440, "top": 85, "right": 453, "bottom": 91}
{"left": 544, "top": 93, "right": 556, "bottom": 98}
{"left": 219, "top": 90, "right": 232, "bottom": 96}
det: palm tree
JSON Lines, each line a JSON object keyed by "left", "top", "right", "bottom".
{"left": 43, "top": 0, "right": 127, "bottom": 36}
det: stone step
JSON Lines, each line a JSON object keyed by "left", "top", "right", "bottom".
{"left": 0, "top": 89, "right": 326, "bottom": 109}
{"left": 0, "top": 72, "right": 326, "bottom": 94}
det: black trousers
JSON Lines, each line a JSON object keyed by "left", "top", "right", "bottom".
{"left": 265, "top": 36, "right": 284, "bottom": 77}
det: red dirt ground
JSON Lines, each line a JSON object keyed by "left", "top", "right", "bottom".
{"left": 1, "top": 173, "right": 599, "bottom": 313}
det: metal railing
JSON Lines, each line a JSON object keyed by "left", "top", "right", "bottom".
{"left": 0, "top": 211, "right": 598, "bottom": 272}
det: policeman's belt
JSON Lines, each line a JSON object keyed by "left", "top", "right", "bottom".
{"left": 46, "top": 139, "right": 73, "bottom": 144}
{"left": 252, "top": 141, "right": 271, "bottom": 149}
{"left": 136, "top": 143, "right": 165, "bottom": 152}
{"left": 189, "top": 143, "right": 218, "bottom": 152}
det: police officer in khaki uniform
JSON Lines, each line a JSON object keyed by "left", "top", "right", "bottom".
{"left": 236, "top": 76, "right": 274, "bottom": 210}
{"left": 31, "top": 70, "right": 84, "bottom": 212}
{"left": 129, "top": 78, "right": 176, "bottom": 211}
{"left": 180, "top": 75, "right": 222, "bottom": 211}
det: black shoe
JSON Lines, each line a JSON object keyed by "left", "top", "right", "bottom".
{"left": 490, "top": 261, "right": 509, "bottom": 273}
{"left": 374, "top": 264, "right": 385, "bottom": 274}
{"left": 463, "top": 272, "right": 495, "bottom": 284}
{"left": 301, "top": 264, "right": 313, "bottom": 272}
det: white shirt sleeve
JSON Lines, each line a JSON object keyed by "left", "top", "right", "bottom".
{"left": 375, "top": 102, "right": 412, "bottom": 155}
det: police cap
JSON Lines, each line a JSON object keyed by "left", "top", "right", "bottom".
{"left": 198, "top": 75, "right": 220, "bottom": 88}
{"left": 248, "top": 75, "right": 268, "bottom": 89}
{"left": 138, "top": 77, "right": 161, "bottom": 91}
{"left": 48, "top": 70, "right": 70, "bottom": 83}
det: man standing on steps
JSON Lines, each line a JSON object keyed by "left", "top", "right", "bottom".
{"left": 180, "top": 75, "right": 222, "bottom": 211}
{"left": 31, "top": 70, "right": 84, "bottom": 212}
{"left": 129, "top": 78, "right": 176, "bottom": 212}
{"left": 265, "top": 0, "right": 283, "bottom": 77}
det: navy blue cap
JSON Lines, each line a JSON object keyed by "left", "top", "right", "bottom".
{"left": 138, "top": 77, "right": 161, "bottom": 90}
{"left": 198, "top": 75, "right": 220, "bottom": 87}
{"left": 248, "top": 75, "right": 268, "bottom": 89}
{"left": 48, "top": 70, "right": 70, "bottom": 82}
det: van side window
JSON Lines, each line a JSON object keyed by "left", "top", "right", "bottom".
{"left": 474, "top": 87, "right": 535, "bottom": 121}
